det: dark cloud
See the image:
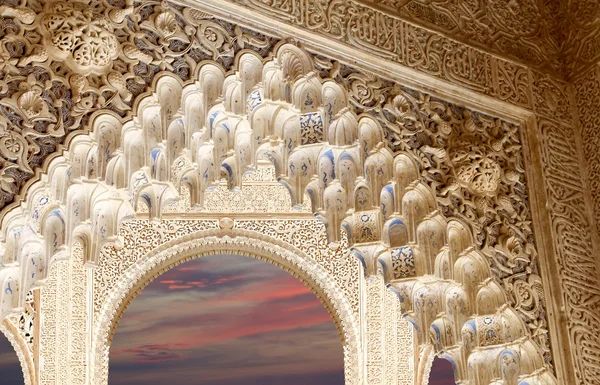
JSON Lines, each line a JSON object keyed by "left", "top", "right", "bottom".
{"left": 120, "top": 344, "right": 187, "bottom": 363}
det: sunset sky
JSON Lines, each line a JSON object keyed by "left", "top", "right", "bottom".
{"left": 0, "top": 254, "right": 455, "bottom": 384}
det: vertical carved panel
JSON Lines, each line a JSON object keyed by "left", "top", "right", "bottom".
{"left": 39, "top": 262, "right": 58, "bottom": 385}
{"left": 365, "top": 275, "right": 384, "bottom": 385}
{"left": 396, "top": 299, "right": 414, "bottom": 385}
{"left": 574, "top": 65, "right": 600, "bottom": 237}
{"left": 538, "top": 118, "right": 600, "bottom": 384}
{"left": 383, "top": 284, "right": 396, "bottom": 385}
{"left": 55, "top": 261, "right": 69, "bottom": 385}
{"left": 68, "top": 243, "right": 87, "bottom": 384}
{"left": 363, "top": 271, "right": 414, "bottom": 385}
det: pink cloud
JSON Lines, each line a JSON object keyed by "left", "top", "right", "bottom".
{"left": 187, "top": 281, "right": 208, "bottom": 287}
{"left": 177, "top": 266, "right": 199, "bottom": 271}
{"left": 136, "top": 293, "right": 334, "bottom": 350}
{"left": 285, "top": 301, "right": 321, "bottom": 312}
{"left": 159, "top": 280, "right": 182, "bottom": 285}
{"left": 229, "top": 278, "right": 313, "bottom": 303}
{"left": 114, "top": 261, "right": 334, "bottom": 356}
{"left": 160, "top": 312, "right": 332, "bottom": 349}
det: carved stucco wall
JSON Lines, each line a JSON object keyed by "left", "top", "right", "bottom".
{"left": 571, "top": 63, "right": 600, "bottom": 383}
{"left": 0, "top": 0, "right": 586, "bottom": 205}
{"left": 356, "top": 0, "right": 600, "bottom": 79}
{"left": 0, "top": 0, "right": 597, "bottom": 385}
{"left": 0, "top": 1, "right": 595, "bottom": 209}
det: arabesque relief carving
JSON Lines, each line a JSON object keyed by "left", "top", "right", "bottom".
{"left": 574, "top": 65, "right": 600, "bottom": 237}
{"left": 537, "top": 118, "right": 600, "bottom": 385}
{"left": 0, "top": 0, "right": 597, "bottom": 385}
{"left": 0, "top": 28, "right": 560, "bottom": 384}
{"left": 0, "top": 0, "right": 589, "bottom": 212}
{"left": 0, "top": 0, "right": 276, "bottom": 209}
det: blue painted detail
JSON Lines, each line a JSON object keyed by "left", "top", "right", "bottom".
{"left": 323, "top": 149, "right": 335, "bottom": 180}
{"left": 50, "top": 210, "right": 65, "bottom": 225}
{"left": 222, "top": 163, "right": 233, "bottom": 180}
{"left": 141, "top": 193, "right": 152, "bottom": 208}
{"left": 247, "top": 90, "right": 262, "bottom": 112}
{"left": 299, "top": 112, "right": 324, "bottom": 145}
{"left": 390, "top": 246, "right": 415, "bottom": 278}
{"left": 431, "top": 323, "right": 441, "bottom": 341}
{"left": 209, "top": 111, "right": 219, "bottom": 131}
{"left": 5, "top": 282, "right": 12, "bottom": 295}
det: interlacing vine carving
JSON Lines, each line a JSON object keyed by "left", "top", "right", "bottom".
{"left": 0, "top": 0, "right": 276, "bottom": 209}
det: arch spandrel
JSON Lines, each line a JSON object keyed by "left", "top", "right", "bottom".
{"left": 0, "top": 1, "right": 574, "bottom": 384}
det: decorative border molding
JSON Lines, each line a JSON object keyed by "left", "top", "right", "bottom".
{"left": 537, "top": 117, "right": 600, "bottom": 384}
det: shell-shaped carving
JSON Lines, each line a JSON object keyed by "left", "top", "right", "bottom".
{"left": 155, "top": 12, "right": 178, "bottom": 36}
{"left": 18, "top": 91, "right": 44, "bottom": 118}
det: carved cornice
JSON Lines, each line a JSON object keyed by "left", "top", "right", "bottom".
{"left": 230, "top": 0, "right": 533, "bottom": 105}
{"left": 229, "top": 0, "right": 600, "bottom": 79}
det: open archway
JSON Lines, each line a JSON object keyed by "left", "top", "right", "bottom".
{"left": 92, "top": 228, "right": 362, "bottom": 385}
{"left": 427, "top": 358, "right": 456, "bottom": 385}
{"left": 0, "top": 320, "right": 32, "bottom": 385}
{"left": 109, "top": 253, "right": 345, "bottom": 385}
